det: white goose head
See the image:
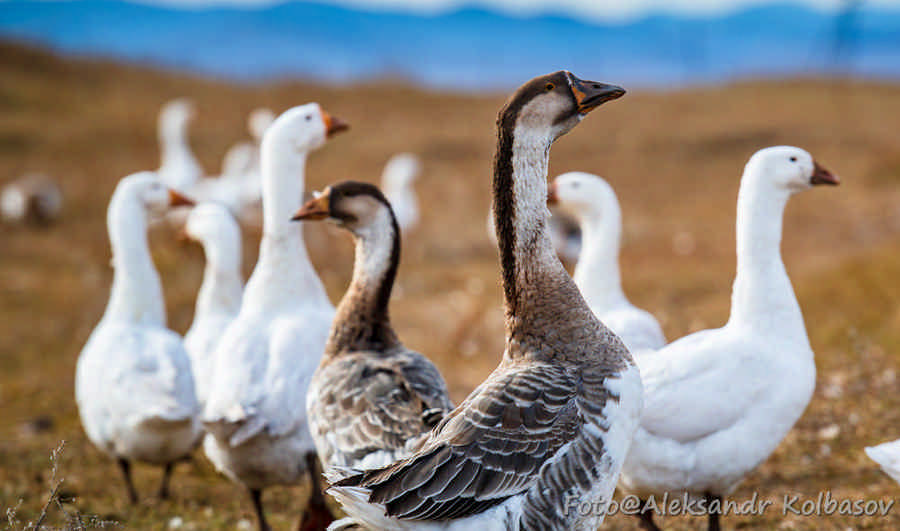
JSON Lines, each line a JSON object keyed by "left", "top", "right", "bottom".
{"left": 184, "top": 202, "right": 240, "bottom": 247}
{"left": 262, "top": 103, "right": 348, "bottom": 156}
{"left": 382, "top": 153, "right": 420, "bottom": 190}
{"left": 158, "top": 98, "right": 195, "bottom": 139}
{"left": 744, "top": 146, "right": 839, "bottom": 193}
{"left": 548, "top": 172, "right": 620, "bottom": 224}
{"left": 114, "top": 171, "right": 195, "bottom": 216}
{"left": 248, "top": 107, "right": 276, "bottom": 143}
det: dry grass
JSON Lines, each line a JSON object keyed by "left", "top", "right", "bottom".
{"left": 1, "top": 41, "right": 899, "bottom": 529}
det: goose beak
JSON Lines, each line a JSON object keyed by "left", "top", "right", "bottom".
{"left": 321, "top": 110, "right": 349, "bottom": 137}
{"left": 168, "top": 189, "right": 196, "bottom": 207}
{"left": 547, "top": 182, "right": 559, "bottom": 205}
{"left": 810, "top": 161, "right": 840, "bottom": 186}
{"left": 567, "top": 73, "right": 626, "bottom": 114}
{"left": 292, "top": 193, "right": 330, "bottom": 221}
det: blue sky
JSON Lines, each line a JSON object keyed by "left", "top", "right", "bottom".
{"left": 138, "top": 0, "right": 900, "bottom": 21}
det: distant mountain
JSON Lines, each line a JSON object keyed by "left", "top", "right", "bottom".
{"left": 1, "top": 0, "right": 898, "bottom": 90}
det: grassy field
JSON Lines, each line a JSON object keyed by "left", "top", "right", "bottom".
{"left": 1, "top": 41, "right": 899, "bottom": 530}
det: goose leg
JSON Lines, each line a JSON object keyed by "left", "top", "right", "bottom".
{"left": 635, "top": 499, "right": 662, "bottom": 531}
{"left": 298, "top": 452, "right": 334, "bottom": 531}
{"left": 705, "top": 493, "right": 721, "bottom": 531}
{"left": 249, "top": 488, "right": 271, "bottom": 531}
{"left": 117, "top": 458, "right": 138, "bottom": 505}
{"left": 158, "top": 462, "right": 174, "bottom": 500}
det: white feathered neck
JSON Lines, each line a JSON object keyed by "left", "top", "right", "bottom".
{"left": 102, "top": 189, "right": 166, "bottom": 326}
{"left": 194, "top": 220, "right": 243, "bottom": 320}
{"left": 727, "top": 161, "right": 808, "bottom": 338}
{"left": 241, "top": 133, "right": 331, "bottom": 311}
{"left": 571, "top": 185, "right": 627, "bottom": 313}
{"left": 158, "top": 108, "right": 200, "bottom": 188}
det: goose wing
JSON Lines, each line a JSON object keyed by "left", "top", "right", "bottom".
{"left": 331, "top": 361, "right": 586, "bottom": 520}
{"left": 313, "top": 350, "right": 454, "bottom": 467}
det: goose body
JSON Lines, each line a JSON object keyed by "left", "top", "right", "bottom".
{"left": 618, "top": 146, "right": 839, "bottom": 530}
{"left": 549, "top": 172, "right": 665, "bottom": 352}
{"left": 183, "top": 203, "right": 244, "bottom": 410}
{"left": 75, "top": 172, "right": 200, "bottom": 502}
{"left": 1, "top": 173, "right": 62, "bottom": 226}
{"left": 381, "top": 153, "right": 421, "bottom": 232}
{"left": 201, "top": 103, "right": 347, "bottom": 530}
{"left": 866, "top": 439, "right": 900, "bottom": 483}
{"left": 328, "top": 71, "right": 642, "bottom": 531}
{"left": 157, "top": 99, "right": 203, "bottom": 192}
{"left": 295, "top": 181, "right": 453, "bottom": 474}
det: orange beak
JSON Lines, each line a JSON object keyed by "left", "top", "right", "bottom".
{"left": 168, "top": 189, "right": 196, "bottom": 207}
{"left": 321, "top": 110, "right": 349, "bottom": 138}
{"left": 291, "top": 192, "right": 330, "bottom": 221}
{"left": 810, "top": 161, "right": 840, "bottom": 186}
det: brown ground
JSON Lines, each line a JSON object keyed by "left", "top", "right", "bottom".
{"left": 1, "top": 41, "right": 899, "bottom": 530}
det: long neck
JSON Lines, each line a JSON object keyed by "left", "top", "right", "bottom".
{"left": 243, "top": 142, "right": 330, "bottom": 311}
{"left": 325, "top": 208, "right": 401, "bottom": 356}
{"left": 572, "top": 205, "right": 627, "bottom": 312}
{"left": 727, "top": 174, "right": 806, "bottom": 335}
{"left": 493, "top": 127, "right": 598, "bottom": 354}
{"left": 102, "top": 197, "right": 166, "bottom": 326}
{"left": 195, "top": 234, "right": 243, "bottom": 319}
{"left": 160, "top": 117, "right": 192, "bottom": 164}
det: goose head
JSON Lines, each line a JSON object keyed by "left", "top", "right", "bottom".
{"left": 498, "top": 71, "right": 625, "bottom": 143}
{"left": 115, "top": 172, "right": 195, "bottom": 215}
{"left": 262, "top": 103, "right": 348, "bottom": 156}
{"left": 292, "top": 181, "right": 393, "bottom": 239}
{"left": 248, "top": 107, "right": 276, "bottom": 143}
{"left": 745, "top": 146, "right": 839, "bottom": 193}
{"left": 159, "top": 98, "right": 195, "bottom": 138}
{"left": 548, "top": 172, "right": 619, "bottom": 223}
{"left": 382, "top": 153, "right": 421, "bottom": 190}
{"left": 183, "top": 202, "right": 238, "bottom": 246}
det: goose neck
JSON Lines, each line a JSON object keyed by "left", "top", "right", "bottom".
{"left": 728, "top": 174, "right": 805, "bottom": 333}
{"left": 103, "top": 197, "right": 166, "bottom": 326}
{"left": 573, "top": 213, "right": 627, "bottom": 312}
{"left": 326, "top": 209, "right": 401, "bottom": 356}
{"left": 493, "top": 127, "right": 597, "bottom": 350}
{"left": 195, "top": 238, "right": 243, "bottom": 319}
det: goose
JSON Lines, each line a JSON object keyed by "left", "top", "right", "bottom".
{"left": 380, "top": 153, "right": 421, "bottom": 232}
{"left": 1, "top": 173, "right": 62, "bottom": 226}
{"left": 548, "top": 172, "right": 666, "bottom": 352}
{"left": 293, "top": 180, "right": 453, "bottom": 470}
{"left": 618, "top": 146, "right": 840, "bottom": 531}
{"left": 202, "top": 103, "right": 348, "bottom": 531}
{"left": 866, "top": 439, "right": 900, "bottom": 483}
{"left": 328, "top": 71, "right": 642, "bottom": 531}
{"left": 75, "top": 171, "right": 200, "bottom": 503}
{"left": 157, "top": 98, "right": 203, "bottom": 192}
{"left": 182, "top": 202, "right": 244, "bottom": 410}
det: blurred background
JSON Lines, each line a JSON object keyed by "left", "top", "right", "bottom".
{"left": 1, "top": 1, "right": 899, "bottom": 530}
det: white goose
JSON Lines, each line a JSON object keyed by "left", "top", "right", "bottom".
{"left": 202, "top": 103, "right": 348, "bottom": 531}
{"left": 328, "top": 71, "right": 642, "bottom": 531}
{"left": 548, "top": 172, "right": 666, "bottom": 352}
{"left": 75, "top": 172, "right": 200, "bottom": 503}
{"left": 866, "top": 439, "right": 900, "bottom": 483}
{"left": 381, "top": 153, "right": 421, "bottom": 232}
{"left": 182, "top": 203, "right": 244, "bottom": 410}
{"left": 618, "top": 146, "right": 840, "bottom": 531}
{"left": 157, "top": 99, "right": 203, "bottom": 192}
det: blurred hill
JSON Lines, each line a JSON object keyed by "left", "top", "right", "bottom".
{"left": 1, "top": 0, "right": 900, "bottom": 89}
{"left": 1, "top": 42, "right": 899, "bottom": 529}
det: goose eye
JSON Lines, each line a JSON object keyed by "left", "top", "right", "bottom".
{"left": 306, "top": 115, "right": 312, "bottom": 121}
{"left": 571, "top": 182, "right": 580, "bottom": 188}
{"left": 545, "top": 83, "right": 555, "bottom": 91}
{"left": 789, "top": 157, "right": 797, "bottom": 162}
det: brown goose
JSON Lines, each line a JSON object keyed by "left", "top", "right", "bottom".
{"left": 326, "top": 71, "right": 643, "bottom": 531}
{"left": 293, "top": 181, "right": 453, "bottom": 473}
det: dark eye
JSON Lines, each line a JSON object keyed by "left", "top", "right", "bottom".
{"left": 571, "top": 182, "right": 580, "bottom": 188}
{"left": 545, "top": 83, "right": 555, "bottom": 91}
{"left": 789, "top": 157, "right": 797, "bottom": 162}
{"left": 305, "top": 115, "right": 312, "bottom": 121}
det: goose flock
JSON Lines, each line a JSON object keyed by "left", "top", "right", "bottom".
{"left": 71, "top": 71, "right": 896, "bottom": 531}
